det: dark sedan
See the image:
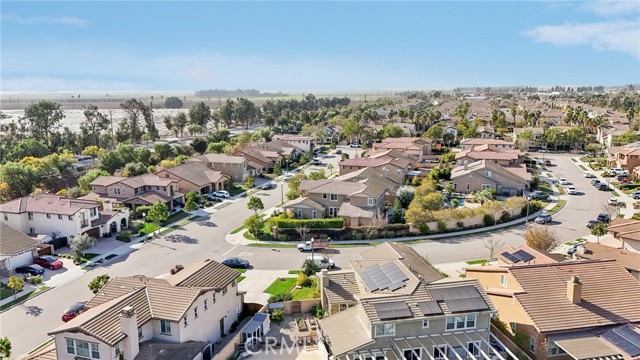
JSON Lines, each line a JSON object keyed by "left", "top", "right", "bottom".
{"left": 62, "top": 301, "right": 87, "bottom": 322}
{"left": 15, "top": 264, "right": 45, "bottom": 275}
{"left": 222, "top": 257, "right": 250, "bottom": 269}
{"left": 33, "top": 256, "right": 63, "bottom": 270}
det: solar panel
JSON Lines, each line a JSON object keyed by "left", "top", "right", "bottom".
{"left": 417, "top": 300, "right": 443, "bottom": 315}
{"left": 501, "top": 252, "right": 521, "bottom": 263}
{"left": 513, "top": 249, "right": 535, "bottom": 262}
{"left": 601, "top": 330, "right": 640, "bottom": 357}
{"left": 614, "top": 326, "right": 640, "bottom": 346}
{"left": 446, "top": 297, "right": 490, "bottom": 313}
{"left": 388, "top": 282, "right": 405, "bottom": 291}
{"left": 360, "top": 271, "right": 379, "bottom": 292}
{"left": 430, "top": 286, "right": 482, "bottom": 301}
{"left": 374, "top": 301, "right": 412, "bottom": 320}
{"left": 361, "top": 262, "right": 409, "bottom": 292}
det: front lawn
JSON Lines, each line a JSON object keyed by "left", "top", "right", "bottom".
{"left": 139, "top": 222, "right": 160, "bottom": 235}
{"left": 0, "top": 286, "right": 14, "bottom": 301}
{"left": 163, "top": 211, "right": 189, "bottom": 225}
{"left": 229, "top": 185, "right": 250, "bottom": 196}
{"left": 264, "top": 278, "right": 297, "bottom": 295}
{"left": 548, "top": 199, "right": 567, "bottom": 214}
{"left": 539, "top": 185, "right": 553, "bottom": 193}
{"left": 291, "top": 278, "right": 319, "bottom": 300}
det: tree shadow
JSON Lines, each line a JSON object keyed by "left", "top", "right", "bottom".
{"left": 24, "top": 305, "right": 43, "bottom": 317}
{"left": 164, "top": 234, "right": 199, "bottom": 244}
{"left": 199, "top": 221, "right": 218, "bottom": 228}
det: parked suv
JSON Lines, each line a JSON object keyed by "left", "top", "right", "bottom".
{"left": 527, "top": 191, "right": 550, "bottom": 201}
{"left": 633, "top": 191, "right": 640, "bottom": 199}
{"left": 596, "top": 213, "right": 610, "bottom": 223}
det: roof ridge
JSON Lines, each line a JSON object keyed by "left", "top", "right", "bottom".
{"left": 509, "top": 258, "right": 614, "bottom": 270}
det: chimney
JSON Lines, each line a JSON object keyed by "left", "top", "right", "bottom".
{"left": 319, "top": 270, "right": 329, "bottom": 310}
{"left": 464, "top": 161, "right": 469, "bottom": 170}
{"left": 567, "top": 275, "right": 582, "bottom": 304}
{"left": 118, "top": 306, "right": 140, "bottom": 358}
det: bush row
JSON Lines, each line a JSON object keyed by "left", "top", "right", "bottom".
{"left": 274, "top": 218, "right": 344, "bottom": 229}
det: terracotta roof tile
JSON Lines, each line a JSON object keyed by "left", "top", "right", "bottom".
{"left": 577, "top": 242, "right": 640, "bottom": 272}
{"left": 0, "top": 223, "right": 38, "bottom": 256}
{"left": 1, "top": 195, "right": 99, "bottom": 215}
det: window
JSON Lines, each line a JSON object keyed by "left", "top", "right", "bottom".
{"left": 433, "top": 345, "right": 448, "bottom": 360}
{"left": 90, "top": 208, "right": 97, "bottom": 217}
{"left": 114, "top": 188, "right": 121, "bottom": 195}
{"left": 213, "top": 292, "right": 216, "bottom": 303}
{"left": 422, "top": 320, "right": 429, "bottom": 329}
{"left": 374, "top": 323, "right": 395, "bottom": 337}
{"left": 468, "top": 341, "right": 480, "bottom": 356}
{"left": 368, "top": 198, "right": 375, "bottom": 206}
{"left": 204, "top": 299, "right": 208, "bottom": 310}
{"left": 322, "top": 193, "right": 327, "bottom": 199}
{"left": 330, "top": 194, "right": 338, "bottom": 201}
{"left": 66, "top": 338, "right": 74, "bottom": 354}
{"left": 69, "top": 215, "right": 73, "bottom": 221}
{"left": 183, "top": 316, "right": 188, "bottom": 327}
{"left": 160, "top": 320, "right": 172, "bottom": 334}
{"left": 500, "top": 274, "right": 508, "bottom": 288}
{"left": 29, "top": 227, "right": 35, "bottom": 234}
{"left": 296, "top": 209, "right": 302, "bottom": 218}
{"left": 28, "top": 212, "right": 33, "bottom": 220}
{"left": 339, "top": 304, "right": 347, "bottom": 311}
{"left": 510, "top": 322, "right": 517, "bottom": 334}
{"left": 138, "top": 326, "right": 143, "bottom": 340}
{"left": 529, "top": 336, "right": 536, "bottom": 353}
{"left": 446, "top": 315, "right": 476, "bottom": 331}
{"left": 548, "top": 341, "right": 567, "bottom": 356}
{"left": 58, "top": 214, "right": 63, "bottom": 220}
{"left": 65, "top": 339, "right": 100, "bottom": 359}
{"left": 194, "top": 306, "right": 199, "bottom": 319}
{"left": 2, "top": 213, "right": 7, "bottom": 221}
{"left": 115, "top": 342, "right": 121, "bottom": 355}
{"left": 481, "top": 184, "right": 492, "bottom": 190}
{"left": 466, "top": 183, "right": 470, "bottom": 191}
{"left": 453, "top": 183, "right": 457, "bottom": 189}
{"left": 403, "top": 349, "right": 421, "bottom": 360}
{"left": 312, "top": 210, "right": 317, "bottom": 219}
{"left": 46, "top": 213, "right": 51, "bottom": 219}
{"left": 396, "top": 169, "right": 402, "bottom": 175}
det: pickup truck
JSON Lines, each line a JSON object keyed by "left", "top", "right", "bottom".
{"left": 297, "top": 240, "right": 330, "bottom": 252}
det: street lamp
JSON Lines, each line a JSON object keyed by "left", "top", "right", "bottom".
{"left": 142, "top": 213, "right": 148, "bottom": 242}
{"left": 310, "top": 237, "right": 315, "bottom": 261}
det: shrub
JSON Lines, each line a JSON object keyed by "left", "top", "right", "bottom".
{"left": 30, "top": 275, "right": 43, "bottom": 284}
{"left": 437, "top": 220, "right": 447, "bottom": 232}
{"left": 278, "top": 234, "right": 287, "bottom": 241}
{"left": 270, "top": 309, "right": 285, "bottom": 324}
{"left": 500, "top": 211, "right": 511, "bottom": 223}
{"left": 268, "top": 293, "right": 293, "bottom": 303}
{"left": 311, "top": 303, "right": 324, "bottom": 319}
{"left": 418, "top": 224, "right": 430, "bottom": 234}
{"left": 116, "top": 230, "right": 131, "bottom": 242}
{"left": 456, "top": 221, "right": 464, "bottom": 228}
{"left": 302, "top": 259, "right": 318, "bottom": 276}
{"left": 355, "top": 232, "right": 364, "bottom": 240}
{"left": 275, "top": 218, "right": 344, "bottom": 229}
{"left": 296, "top": 273, "right": 314, "bottom": 287}
{"left": 633, "top": 213, "right": 640, "bottom": 220}
{"left": 483, "top": 214, "right": 495, "bottom": 226}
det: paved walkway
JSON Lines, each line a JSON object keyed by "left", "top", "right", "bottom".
{"left": 239, "top": 269, "right": 295, "bottom": 305}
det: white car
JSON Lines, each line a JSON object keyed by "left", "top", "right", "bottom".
{"left": 583, "top": 172, "right": 594, "bottom": 178}
{"left": 212, "top": 190, "right": 230, "bottom": 198}
{"left": 567, "top": 186, "right": 577, "bottom": 195}
{"left": 559, "top": 178, "right": 569, "bottom": 185}
{"left": 608, "top": 198, "right": 619, "bottom": 206}
{"left": 312, "top": 158, "right": 322, "bottom": 165}
{"left": 283, "top": 174, "right": 293, "bottom": 182}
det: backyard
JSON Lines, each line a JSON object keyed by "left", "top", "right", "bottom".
{"left": 264, "top": 276, "right": 319, "bottom": 301}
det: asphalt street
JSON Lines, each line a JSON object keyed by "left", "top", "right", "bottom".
{"left": 1, "top": 150, "right": 600, "bottom": 358}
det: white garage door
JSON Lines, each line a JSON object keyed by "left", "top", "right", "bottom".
{"left": 8, "top": 250, "right": 34, "bottom": 269}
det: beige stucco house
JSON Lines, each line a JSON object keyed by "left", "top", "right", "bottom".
{"left": 87, "top": 174, "right": 183, "bottom": 211}
{"left": 607, "top": 141, "right": 640, "bottom": 175}
{"left": 455, "top": 144, "right": 523, "bottom": 166}
{"left": 451, "top": 160, "right": 531, "bottom": 196}
{"left": 372, "top": 137, "right": 432, "bottom": 159}
{"left": 156, "top": 162, "right": 230, "bottom": 195}
{"left": 340, "top": 150, "right": 413, "bottom": 185}
{"left": 459, "top": 138, "right": 515, "bottom": 151}
{"left": 195, "top": 154, "right": 250, "bottom": 183}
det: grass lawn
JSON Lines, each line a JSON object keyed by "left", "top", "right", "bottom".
{"left": 291, "top": 278, "right": 319, "bottom": 300}
{"left": 539, "top": 185, "right": 553, "bottom": 193}
{"left": 230, "top": 225, "right": 245, "bottom": 234}
{"left": 578, "top": 164, "right": 587, "bottom": 170}
{"left": 163, "top": 211, "right": 189, "bottom": 225}
{"left": 571, "top": 158, "right": 577, "bottom": 162}
{"left": 288, "top": 270, "right": 301, "bottom": 274}
{"left": 0, "top": 286, "right": 14, "bottom": 301}
{"left": 235, "top": 269, "right": 247, "bottom": 274}
{"left": 264, "top": 278, "right": 297, "bottom": 295}
{"left": 465, "top": 259, "right": 488, "bottom": 265}
{"left": 237, "top": 276, "right": 246, "bottom": 283}
{"left": 140, "top": 222, "right": 160, "bottom": 235}
{"left": 158, "top": 225, "right": 180, "bottom": 236}
{"left": 557, "top": 186, "right": 566, "bottom": 195}
{"left": 229, "top": 185, "right": 250, "bottom": 196}
{"left": 609, "top": 189, "right": 621, "bottom": 197}
{"left": 548, "top": 199, "right": 567, "bottom": 214}
{"left": 0, "top": 286, "right": 50, "bottom": 311}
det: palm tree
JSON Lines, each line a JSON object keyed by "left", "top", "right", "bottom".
{"left": 0, "top": 337, "right": 11, "bottom": 359}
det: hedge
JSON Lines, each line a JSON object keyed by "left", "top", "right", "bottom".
{"left": 275, "top": 218, "right": 344, "bottom": 229}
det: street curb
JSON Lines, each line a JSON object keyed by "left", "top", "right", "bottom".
{"left": 0, "top": 286, "right": 55, "bottom": 314}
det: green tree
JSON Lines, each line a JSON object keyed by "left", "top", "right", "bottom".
{"left": 78, "top": 169, "right": 110, "bottom": 193}
{"left": 286, "top": 173, "right": 307, "bottom": 200}
{"left": 22, "top": 100, "right": 65, "bottom": 147}
{"left": 247, "top": 196, "right": 264, "bottom": 214}
{"left": 7, "top": 276, "right": 24, "bottom": 301}
{"left": 115, "top": 143, "right": 136, "bottom": 164}
{"left": 591, "top": 222, "right": 607, "bottom": 243}
{"left": 308, "top": 169, "right": 326, "bottom": 180}
{"left": 302, "top": 259, "right": 318, "bottom": 276}
{"left": 184, "top": 192, "right": 199, "bottom": 218}
{"left": 152, "top": 143, "right": 174, "bottom": 160}
{"left": 135, "top": 147, "right": 152, "bottom": 165}
{"left": 88, "top": 274, "right": 111, "bottom": 294}
{"left": 147, "top": 202, "right": 169, "bottom": 233}
{"left": 188, "top": 124, "right": 204, "bottom": 136}
{"left": 273, "top": 162, "right": 282, "bottom": 176}
{"left": 244, "top": 214, "right": 264, "bottom": 238}
{"left": 123, "top": 162, "right": 148, "bottom": 177}
{"left": 97, "top": 150, "right": 123, "bottom": 174}
{"left": 5, "top": 138, "right": 50, "bottom": 162}
{"left": 382, "top": 124, "right": 405, "bottom": 138}
{"left": 118, "top": 99, "right": 156, "bottom": 143}
{"left": 0, "top": 337, "right": 11, "bottom": 359}
{"left": 392, "top": 198, "right": 404, "bottom": 224}
{"left": 188, "top": 102, "right": 212, "bottom": 127}
{"left": 206, "top": 141, "right": 229, "bottom": 154}
{"left": 327, "top": 163, "right": 334, "bottom": 175}
{"left": 191, "top": 138, "right": 207, "bottom": 154}
{"left": 164, "top": 96, "right": 184, "bottom": 109}
{"left": 70, "top": 234, "right": 97, "bottom": 260}
{"left": 454, "top": 101, "right": 470, "bottom": 121}
{"left": 425, "top": 124, "right": 444, "bottom": 143}
{"left": 81, "top": 145, "right": 102, "bottom": 159}
{"left": 585, "top": 143, "right": 603, "bottom": 157}
{"left": 0, "top": 162, "right": 39, "bottom": 198}
{"left": 245, "top": 175, "right": 255, "bottom": 188}
{"left": 207, "top": 128, "right": 231, "bottom": 143}
{"left": 81, "top": 105, "right": 110, "bottom": 148}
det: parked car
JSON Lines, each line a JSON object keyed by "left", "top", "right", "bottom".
{"left": 527, "top": 190, "right": 549, "bottom": 201}
{"left": 61, "top": 301, "right": 87, "bottom": 322}
{"left": 559, "top": 178, "right": 569, "bottom": 185}
{"left": 212, "top": 190, "right": 230, "bottom": 198}
{"left": 583, "top": 172, "right": 594, "bottom": 178}
{"left": 222, "top": 257, "right": 250, "bottom": 269}
{"left": 335, "top": 149, "right": 342, "bottom": 155}
{"left": 349, "top": 143, "right": 361, "bottom": 148}
{"left": 617, "top": 174, "right": 629, "bottom": 181}
{"left": 608, "top": 198, "right": 619, "bottom": 206}
{"left": 544, "top": 160, "right": 552, "bottom": 166}
{"left": 260, "top": 182, "right": 274, "bottom": 190}
{"left": 632, "top": 191, "right": 640, "bottom": 199}
{"left": 596, "top": 213, "right": 611, "bottom": 223}
{"left": 312, "top": 158, "right": 322, "bottom": 165}
{"left": 586, "top": 220, "right": 600, "bottom": 228}
{"left": 33, "top": 256, "right": 63, "bottom": 270}
{"left": 566, "top": 186, "right": 577, "bottom": 195}
{"left": 306, "top": 255, "right": 335, "bottom": 270}
{"left": 206, "top": 195, "right": 223, "bottom": 202}
{"left": 591, "top": 179, "right": 601, "bottom": 186}
{"left": 598, "top": 183, "right": 610, "bottom": 191}
{"left": 15, "top": 264, "right": 45, "bottom": 275}
{"left": 534, "top": 213, "right": 552, "bottom": 224}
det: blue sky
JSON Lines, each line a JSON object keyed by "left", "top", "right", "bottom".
{"left": 1, "top": 1, "right": 639, "bottom": 92}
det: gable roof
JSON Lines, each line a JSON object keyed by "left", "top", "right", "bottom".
{"left": 576, "top": 242, "right": 640, "bottom": 272}
{"left": 460, "top": 138, "right": 513, "bottom": 146}
{"left": 323, "top": 270, "right": 361, "bottom": 304}
{"left": 451, "top": 160, "right": 531, "bottom": 183}
{"left": 167, "top": 258, "right": 239, "bottom": 289}
{"left": 282, "top": 196, "right": 325, "bottom": 212}
{"left": 496, "top": 245, "right": 560, "bottom": 265}
{"left": 1, "top": 195, "right": 99, "bottom": 215}
{"left": 509, "top": 259, "right": 640, "bottom": 333}
{"left": 198, "top": 153, "right": 246, "bottom": 164}
{"left": 119, "top": 174, "right": 177, "bottom": 188}
{"left": 89, "top": 176, "right": 126, "bottom": 186}
{"left": 360, "top": 242, "right": 445, "bottom": 283}
{"left": 0, "top": 223, "right": 38, "bottom": 256}
{"left": 159, "top": 162, "right": 229, "bottom": 186}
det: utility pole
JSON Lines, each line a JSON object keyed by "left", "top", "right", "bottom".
{"left": 109, "top": 110, "right": 115, "bottom": 149}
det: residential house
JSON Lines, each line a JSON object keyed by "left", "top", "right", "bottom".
{"left": 87, "top": 174, "right": 183, "bottom": 212}
{"left": 607, "top": 218, "right": 640, "bottom": 253}
{"left": 233, "top": 146, "right": 283, "bottom": 175}
{"left": 0, "top": 222, "right": 39, "bottom": 273}
{"left": 0, "top": 194, "right": 129, "bottom": 240}
{"left": 607, "top": 141, "right": 640, "bottom": 176}
{"left": 596, "top": 124, "right": 631, "bottom": 147}
{"left": 477, "top": 126, "right": 495, "bottom": 138}
{"left": 48, "top": 258, "right": 244, "bottom": 360}
{"left": 194, "top": 153, "right": 250, "bottom": 183}
{"left": 258, "top": 140, "right": 303, "bottom": 162}
{"left": 339, "top": 150, "right": 414, "bottom": 185}
{"left": 496, "top": 245, "right": 561, "bottom": 266}
{"left": 318, "top": 243, "right": 507, "bottom": 360}
{"left": 444, "top": 125, "right": 458, "bottom": 138}
{"left": 576, "top": 241, "right": 640, "bottom": 280}
{"left": 372, "top": 137, "right": 432, "bottom": 160}
{"left": 156, "top": 162, "right": 230, "bottom": 195}
{"left": 450, "top": 160, "right": 531, "bottom": 196}
{"left": 272, "top": 134, "right": 315, "bottom": 151}
{"left": 455, "top": 144, "right": 523, "bottom": 166}
{"left": 283, "top": 175, "right": 396, "bottom": 226}
{"left": 459, "top": 138, "right": 515, "bottom": 151}
{"left": 465, "top": 260, "right": 640, "bottom": 360}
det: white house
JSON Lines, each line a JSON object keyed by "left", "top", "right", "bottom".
{"left": 0, "top": 223, "right": 39, "bottom": 272}
{"left": 49, "top": 259, "right": 244, "bottom": 360}
{"left": 0, "top": 194, "right": 129, "bottom": 240}
{"left": 272, "top": 135, "right": 315, "bottom": 151}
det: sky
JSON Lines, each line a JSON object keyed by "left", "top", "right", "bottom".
{"left": 1, "top": 0, "right": 639, "bottom": 92}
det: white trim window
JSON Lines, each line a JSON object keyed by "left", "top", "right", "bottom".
{"left": 2, "top": 213, "right": 7, "bottom": 221}
{"left": 467, "top": 341, "right": 481, "bottom": 356}
{"left": 433, "top": 345, "right": 448, "bottom": 360}
{"left": 330, "top": 194, "right": 338, "bottom": 201}
{"left": 403, "top": 349, "right": 421, "bottom": 360}
{"left": 65, "top": 338, "right": 100, "bottom": 359}
{"left": 204, "top": 299, "right": 208, "bottom": 310}
{"left": 322, "top": 193, "right": 327, "bottom": 199}
{"left": 138, "top": 326, "right": 143, "bottom": 340}
{"left": 481, "top": 184, "right": 492, "bottom": 190}
{"left": 466, "top": 183, "right": 471, "bottom": 191}
{"left": 160, "top": 319, "right": 172, "bottom": 335}
{"left": 312, "top": 210, "right": 317, "bottom": 219}
{"left": 194, "top": 306, "right": 199, "bottom": 319}
{"left": 28, "top": 212, "right": 33, "bottom": 220}
{"left": 374, "top": 323, "right": 395, "bottom": 337}
{"left": 445, "top": 315, "right": 476, "bottom": 331}
{"left": 296, "top": 209, "right": 302, "bottom": 218}
{"left": 422, "top": 319, "right": 429, "bottom": 329}
{"left": 368, "top": 198, "right": 375, "bottom": 206}
{"left": 530, "top": 336, "right": 536, "bottom": 353}
{"left": 184, "top": 315, "right": 188, "bottom": 327}
{"left": 485, "top": 171, "right": 492, "bottom": 177}
{"left": 500, "top": 274, "right": 508, "bottom": 288}
{"left": 548, "top": 341, "right": 567, "bottom": 356}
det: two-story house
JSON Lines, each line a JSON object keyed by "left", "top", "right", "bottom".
{"left": 465, "top": 259, "right": 640, "bottom": 360}
{"left": 156, "top": 162, "right": 230, "bottom": 195}
{"left": 0, "top": 222, "right": 39, "bottom": 273}
{"left": 318, "top": 243, "right": 509, "bottom": 360}
{"left": 0, "top": 194, "right": 129, "bottom": 240}
{"left": 451, "top": 159, "right": 531, "bottom": 196}
{"left": 605, "top": 218, "right": 640, "bottom": 253}
{"left": 232, "top": 146, "right": 283, "bottom": 175}
{"left": 575, "top": 241, "right": 640, "bottom": 280}
{"left": 339, "top": 150, "right": 413, "bottom": 185}
{"left": 477, "top": 126, "right": 496, "bottom": 138}
{"left": 272, "top": 135, "right": 315, "bottom": 151}
{"left": 283, "top": 175, "right": 396, "bottom": 226}
{"left": 455, "top": 144, "right": 523, "bottom": 166}
{"left": 87, "top": 174, "right": 183, "bottom": 212}
{"left": 607, "top": 141, "right": 640, "bottom": 176}
{"left": 48, "top": 258, "right": 244, "bottom": 360}
{"left": 195, "top": 153, "right": 250, "bottom": 183}
{"left": 258, "top": 140, "right": 304, "bottom": 162}
{"left": 372, "top": 137, "right": 432, "bottom": 160}
{"left": 459, "top": 138, "right": 515, "bottom": 151}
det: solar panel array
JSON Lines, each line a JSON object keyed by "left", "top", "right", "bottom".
{"left": 500, "top": 249, "right": 535, "bottom": 263}
{"left": 373, "top": 301, "right": 413, "bottom": 320}
{"left": 601, "top": 326, "right": 640, "bottom": 357}
{"left": 417, "top": 300, "right": 443, "bottom": 316}
{"left": 360, "top": 262, "right": 409, "bottom": 292}
{"left": 428, "top": 285, "right": 490, "bottom": 313}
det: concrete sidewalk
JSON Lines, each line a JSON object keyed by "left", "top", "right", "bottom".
{"left": 239, "top": 269, "right": 295, "bottom": 305}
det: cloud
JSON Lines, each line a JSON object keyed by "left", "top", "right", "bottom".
{"left": 525, "top": 20, "right": 640, "bottom": 58}
{"left": 0, "top": 76, "right": 144, "bottom": 92}
{"left": 581, "top": 0, "right": 640, "bottom": 16}
{"left": 1, "top": 13, "right": 89, "bottom": 27}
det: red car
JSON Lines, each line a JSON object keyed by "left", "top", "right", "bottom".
{"left": 62, "top": 301, "right": 87, "bottom": 322}
{"left": 33, "top": 256, "right": 63, "bottom": 270}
